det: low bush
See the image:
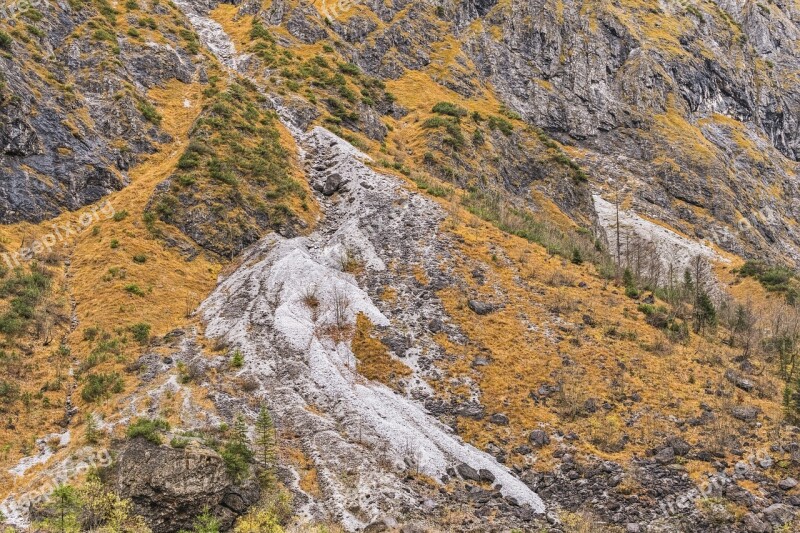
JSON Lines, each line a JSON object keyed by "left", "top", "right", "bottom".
{"left": 124, "top": 284, "right": 145, "bottom": 297}
{"left": 0, "top": 31, "right": 13, "bottom": 50}
{"left": 487, "top": 116, "right": 513, "bottom": 135}
{"left": 81, "top": 372, "right": 123, "bottom": 402}
{"left": 128, "top": 322, "right": 151, "bottom": 345}
{"left": 137, "top": 99, "right": 162, "bottom": 125}
{"left": 127, "top": 417, "right": 170, "bottom": 444}
{"left": 432, "top": 102, "right": 468, "bottom": 117}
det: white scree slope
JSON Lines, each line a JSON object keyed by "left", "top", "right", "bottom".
{"left": 200, "top": 127, "right": 545, "bottom": 527}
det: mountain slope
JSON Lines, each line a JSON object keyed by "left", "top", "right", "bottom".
{"left": 2, "top": 0, "right": 800, "bottom": 532}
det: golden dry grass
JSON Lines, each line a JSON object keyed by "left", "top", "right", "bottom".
{"left": 351, "top": 313, "right": 411, "bottom": 390}
{"left": 420, "top": 197, "right": 787, "bottom": 470}
{"left": 283, "top": 446, "right": 322, "bottom": 498}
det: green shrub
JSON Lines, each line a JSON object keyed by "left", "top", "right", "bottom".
{"left": 758, "top": 267, "right": 793, "bottom": 290}
{"left": 124, "top": 284, "right": 145, "bottom": 297}
{"left": 251, "top": 21, "right": 273, "bottom": 41}
{"left": 625, "top": 285, "right": 640, "bottom": 299}
{"left": 0, "top": 314, "right": 25, "bottom": 336}
{"left": 422, "top": 116, "right": 450, "bottom": 129}
{"left": 422, "top": 116, "right": 466, "bottom": 150}
{"left": 127, "top": 417, "right": 170, "bottom": 444}
{"left": 412, "top": 174, "right": 452, "bottom": 198}
{"left": 221, "top": 442, "right": 252, "bottom": 481}
{"left": 170, "top": 436, "right": 190, "bottom": 448}
{"left": 95, "top": 0, "right": 118, "bottom": 21}
{"left": 132, "top": 254, "right": 146, "bottom": 264}
{"left": 149, "top": 82, "right": 304, "bottom": 256}
{"left": 230, "top": 349, "right": 244, "bottom": 368}
{"left": 432, "top": 102, "right": 468, "bottom": 117}
{"left": 338, "top": 84, "right": 357, "bottom": 102}
{"left": 738, "top": 260, "right": 764, "bottom": 277}
{"left": 498, "top": 104, "right": 521, "bottom": 120}
{"left": 26, "top": 24, "right": 46, "bottom": 38}
{"left": 0, "top": 31, "right": 13, "bottom": 50}
{"left": 142, "top": 211, "right": 157, "bottom": 233}
{"left": 81, "top": 372, "right": 123, "bottom": 402}
{"left": 137, "top": 99, "right": 162, "bottom": 125}
{"left": 175, "top": 174, "right": 197, "bottom": 187}
{"left": 693, "top": 292, "right": 717, "bottom": 333}
{"left": 461, "top": 189, "right": 613, "bottom": 271}
{"left": 487, "top": 116, "right": 513, "bottom": 135}
{"left": 667, "top": 319, "right": 690, "bottom": 343}
{"left": 442, "top": 121, "right": 466, "bottom": 150}
{"left": 0, "top": 265, "right": 52, "bottom": 336}
{"left": 113, "top": 210, "right": 128, "bottom": 221}
{"left": 93, "top": 29, "right": 115, "bottom": 42}
{"left": 128, "top": 322, "right": 151, "bottom": 345}
{"left": 338, "top": 62, "right": 361, "bottom": 75}
{"left": 137, "top": 16, "right": 156, "bottom": 29}
{"left": 638, "top": 303, "right": 655, "bottom": 315}
{"left": 186, "top": 508, "right": 221, "bottom": 533}
{"left": 573, "top": 168, "right": 589, "bottom": 182}
{"left": 0, "top": 380, "right": 20, "bottom": 404}
{"left": 85, "top": 413, "right": 99, "bottom": 444}
{"left": 83, "top": 326, "right": 100, "bottom": 341}
{"left": 738, "top": 260, "right": 796, "bottom": 293}
{"left": 686, "top": 5, "right": 704, "bottom": 21}
{"left": 23, "top": 9, "right": 44, "bottom": 22}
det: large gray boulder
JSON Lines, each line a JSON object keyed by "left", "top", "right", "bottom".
{"left": 103, "top": 437, "right": 260, "bottom": 533}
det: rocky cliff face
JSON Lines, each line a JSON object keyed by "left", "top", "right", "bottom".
{"left": 0, "top": 0, "right": 202, "bottom": 223}
{"left": 462, "top": 0, "right": 800, "bottom": 261}
{"left": 259, "top": 0, "right": 800, "bottom": 264}
{"left": 8, "top": 0, "right": 797, "bottom": 264}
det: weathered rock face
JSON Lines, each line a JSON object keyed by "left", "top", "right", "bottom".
{"left": 0, "top": 0, "right": 202, "bottom": 223}
{"left": 250, "top": 0, "right": 800, "bottom": 264}
{"left": 465, "top": 0, "right": 800, "bottom": 158}
{"left": 461, "top": 0, "right": 800, "bottom": 262}
{"left": 103, "top": 438, "right": 260, "bottom": 533}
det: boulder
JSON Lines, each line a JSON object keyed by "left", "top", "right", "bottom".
{"left": 364, "top": 520, "right": 389, "bottom": 533}
{"left": 103, "top": 437, "right": 259, "bottom": 533}
{"left": 321, "top": 172, "right": 344, "bottom": 196}
{"left": 731, "top": 405, "right": 760, "bottom": 421}
{"left": 380, "top": 334, "right": 409, "bottom": 357}
{"left": 763, "top": 503, "right": 795, "bottom": 526}
{"left": 453, "top": 401, "right": 485, "bottom": 420}
{"left": 489, "top": 413, "right": 509, "bottom": 425}
{"left": 742, "top": 513, "right": 769, "bottom": 533}
{"left": 513, "top": 444, "right": 532, "bottom": 455}
{"left": 456, "top": 463, "right": 481, "bottom": 482}
{"left": 427, "top": 318, "right": 443, "bottom": 333}
{"left": 654, "top": 446, "right": 676, "bottom": 465}
{"left": 665, "top": 436, "right": 691, "bottom": 456}
{"left": 725, "top": 369, "right": 755, "bottom": 392}
{"left": 468, "top": 300, "right": 497, "bottom": 315}
{"left": 529, "top": 430, "right": 550, "bottom": 447}
{"left": 478, "top": 468, "right": 496, "bottom": 483}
